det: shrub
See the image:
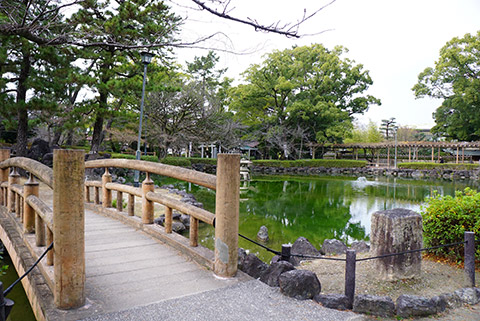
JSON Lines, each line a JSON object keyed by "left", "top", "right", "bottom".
{"left": 399, "top": 162, "right": 480, "bottom": 170}
{"left": 159, "top": 157, "right": 191, "bottom": 167}
{"left": 421, "top": 187, "right": 480, "bottom": 260}
{"left": 252, "top": 159, "right": 367, "bottom": 168}
{"left": 111, "top": 153, "right": 159, "bottom": 162}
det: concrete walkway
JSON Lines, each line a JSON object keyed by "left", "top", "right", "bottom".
{"left": 79, "top": 279, "right": 364, "bottom": 321}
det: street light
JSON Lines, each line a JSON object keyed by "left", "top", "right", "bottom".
{"left": 394, "top": 126, "right": 399, "bottom": 169}
{"left": 134, "top": 51, "right": 154, "bottom": 187}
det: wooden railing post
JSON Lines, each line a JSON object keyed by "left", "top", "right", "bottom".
{"left": 0, "top": 150, "right": 10, "bottom": 206}
{"left": 214, "top": 154, "right": 240, "bottom": 277}
{"left": 102, "top": 168, "right": 112, "bottom": 208}
{"left": 23, "top": 173, "right": 39, "bottom": 234}
{"left": 165, "top": 207, "right": 172, "bottom": 233}
{"left": 142, "top": 173, "right": 154, "bottom": 224}
{"left": 127, "top": 194, "right": 134, "bottom": 216}
{"left": 116, "top": 191, "right": 123, "bottom": 212}
{"left": 7, "top": 168, "right": 20, "bottom": 213}
{"left": 53, "top": 149, "right": 85, "bottom": 309}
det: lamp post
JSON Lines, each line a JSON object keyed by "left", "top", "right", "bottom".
{"left": 394, "top": 126, "right": 398, "bottom": 169}
{"left": 134, "top": 51, "right": 154, "bottom": 187}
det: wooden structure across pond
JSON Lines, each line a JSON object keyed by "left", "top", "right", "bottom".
{"left": 309, "top": 141, "right": 480, "bottom": 166}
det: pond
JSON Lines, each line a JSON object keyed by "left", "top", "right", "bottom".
{"left": 164, "top": 175, "right": 480, "bottom": 262}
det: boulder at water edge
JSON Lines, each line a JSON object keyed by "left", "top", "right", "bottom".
{"left": 290, "top": 237, "right": 321, "bottom": 266}
{"left": 259, "top": 261, "right": 295, "bottom": 287}
{"left": 278, "top": 269, "right": 321, "bottom": 300}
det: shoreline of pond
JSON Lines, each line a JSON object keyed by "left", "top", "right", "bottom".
{"left": 191, "top": 163, "right": 480, "bottom": 180}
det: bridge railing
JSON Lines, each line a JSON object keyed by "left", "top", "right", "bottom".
{"left": 84, "top": 154, "right": 240, "bottom": 278}
{"left": 0, "top": 149, "right": 85, "bottom": 310}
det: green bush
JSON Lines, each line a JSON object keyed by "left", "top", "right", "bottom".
{"left": 399, "top": 162, "right": 480, "bottom": 170}
{"left": 421, "top": 187, "right": 480, "bottom": 260}
{"left": 159, "top": 157, "right": 191, "bottom": 167}
{"left": 252, "top": 159, "right": 367, "bottom": 168}
{"left": 188, "top": 157, "right": 217, "bottom": 165}
{"left": 111, "top": 153, "right": 159, "bottom": 162}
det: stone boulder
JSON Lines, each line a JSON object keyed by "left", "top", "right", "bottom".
{"left": 180, "top": 214, "right": 190, "bottom": 228}
{"left": 238, "top": 248, "right": 247, "bottom": 270}
{"left": 278, "top": 269, "right": 321, "bottom": 300}
{"left": 350, "top": 241, "right": 370, "bottom": 253}
{"left": 171, "top": 221, "right": 186, "bottom": 233}
{"left": 257, "top": 225, "right": 269, "bottom": 242}
{"left": 259, "top": 261, "right": 295, "bottom": 287}
{"left": 396, "top": 295, "right": 446, "bottom": 317}
{"left": 240, "top": 253, "right": 268, "bottom": 279}
{"left": 352, "top": 294, "right": 395, "bottom": 317}
{"left": 314, "top": 294, "right": 350, "bottom": 310}
{"left": 454, "top": 288, "right": 480, "bottom": 305}
{"left": 322, "top": 239, "right": 347, "bottom": 255}
{"left": 290, "top": 237, "right": 321, "bottom": 266}
{"left": 27, "top": 138, "right": 51, "bottom": 162}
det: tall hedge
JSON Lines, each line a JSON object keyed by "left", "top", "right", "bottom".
{"left": 399, "top": 162, "right": 479, "bottom": 170}
{"left": 421, "top": 188, "right": 480, "bottom": 260}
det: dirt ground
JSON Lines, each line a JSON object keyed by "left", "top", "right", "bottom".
{"left": 301, "top": 253, "right": 480, "bottom": 320}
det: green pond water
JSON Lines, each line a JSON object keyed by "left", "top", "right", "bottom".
{"left": 165, "top": 175, "right": 480, "bottom": 262}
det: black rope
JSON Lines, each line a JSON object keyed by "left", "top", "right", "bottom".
{"left": 356, "top": 241, "right": 466, "bottom": 262}
{"left": 4, "top": 242, "right": 53, "bottom": 297}
{"left": 290, "top": 253, "right": 347, "bottom": 262}
{"left": 238, "top": 233, "right": 281, "bottom": 256}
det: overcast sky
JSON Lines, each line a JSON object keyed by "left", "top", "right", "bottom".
{"left": 173, "top": 0, "right": 480, "bottom": 129}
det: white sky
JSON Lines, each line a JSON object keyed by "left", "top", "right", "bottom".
{"left": 173, "top": 0, "right": 480, "bottom": 129}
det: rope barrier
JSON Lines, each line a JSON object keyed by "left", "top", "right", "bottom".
{"left": 289, "top": 253, "right": 347, "bottom": 262}
{"left": 239, "top": 233, "right": 281, "bottom": 256}
{"left": 4, "top": 242, "right": 53, "bottom": 297}
{"left": 356, "top": 241, "right": 466, "bottom": 262}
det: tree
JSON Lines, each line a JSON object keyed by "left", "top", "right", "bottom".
{"left": 345, "top": 121, "right": 383, "bottom": 144}
{"left": 379, "top": 117, "right": 396, "bottom": 140}
{"left": 229, "top": 44, "right": 380, "bottom": 159}
{"left": 413, "top": 31, "right": 480, "bottom": 141}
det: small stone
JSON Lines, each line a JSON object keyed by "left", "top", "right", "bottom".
{"left": 154, "top": 217, "right": 165, "bottom": 226}
{"left": 440, "top": 292, "right": 463, "bottom": 309}
{"left": 259, "top": 261, "right": 295, "bottom": 287}
{"left": 278, "top": 269, "right": 321, "bottom": 300}
{"left": 322, "top": 239, "right": 347, "bottom": 255}
{"left": 238, "top": 248, "right": 247, "bottom": 270}
{"left": 353, "top": 294, "right": 395, "bottom": 317}
{"left": 314, "top": 294, "right": 350, "bottom": 310}
{"left": 257, "top": 225, "right": 269, "bottom": 242}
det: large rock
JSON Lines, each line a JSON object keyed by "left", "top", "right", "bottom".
{"left": 322, "top": 239, "right": 347, "bottom": 255}
{"left": 259, "top": 261, "right": 295, "bottom": 287}
{"left": 396, "top": 295, "right": 446, "bottom": 317}
{"left": 352, "top": 294, "right": 395, "bottom": 317}
{"left": 454, "top": 288, "right": 480, "bottom": 305}
{"left": 240, "top": 253, "right": 268, "bottom": 279}
{"left": 350, "top": 241, "right": 370, "bottom": 253}
{"left": 290, "top": 237, "right": 321, "bottom": 266}
{"left": 371, "top": 208, "right": 423, "bottom": 280}
{"left": 278, "top": 269, "right": 321, "bottom": 300}
{"left": 314, "top": 294, "right": 350, "bottom": 310}
{"left": 27, "top": 138, "right": 51, "bottom": 162}
{"left": 257, "top": 225, "right": 269, "bottom": 242}
{"left": 238, "top": 248, "right": 248, "bottom": 270}
{"left": 171, "top": 221, "right": 186, "bottom": 233}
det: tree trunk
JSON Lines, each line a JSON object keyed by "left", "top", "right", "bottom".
{"left": 15, "top": 49, "right": 31, "bottom": 157}
{"left": 90, "top": 115, "right": 104, "bottom": 154}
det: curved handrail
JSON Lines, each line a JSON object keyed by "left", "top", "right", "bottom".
{"left": 85, "top": 159, "right": 217, "bottom": 190}
{"left": 0, "top": 157, "right": 53, "bottom": 188}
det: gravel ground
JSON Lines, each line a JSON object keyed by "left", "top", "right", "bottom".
{"left": 301, "top": 253, "right": 480, "bottom": 300}
{"left": 302, "top": 253, "right": 480, "bottom": 320}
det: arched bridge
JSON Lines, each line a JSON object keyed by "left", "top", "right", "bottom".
{"left": 0, "top": 150, "right": 244, "bottom": 321}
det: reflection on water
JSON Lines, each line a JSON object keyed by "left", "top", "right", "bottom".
{"left": 157, "top": 175, "right": 480, "bottom": 262}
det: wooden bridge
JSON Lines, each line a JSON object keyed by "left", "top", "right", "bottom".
{"left": 0, "top": 150, "right": 246, "bottom": 321}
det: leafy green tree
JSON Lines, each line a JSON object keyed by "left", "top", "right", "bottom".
{"left": 229, "top": 44, "right": 380, "bottom": 159}
{"left": 345, "top": 121, "right": 384, "bottom": 144}
{"left": 70, "top": 0, "right": 181, "bottom": 153}
{"left": 413, "top": 31, "right": 480, "bottom": 141}
{"left": 379, "top": 117, "right": 396, "bottom": 140}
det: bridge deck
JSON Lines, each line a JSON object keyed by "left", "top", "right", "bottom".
{"left": 49, "top": 208, "right": 246, "bottom": 320}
